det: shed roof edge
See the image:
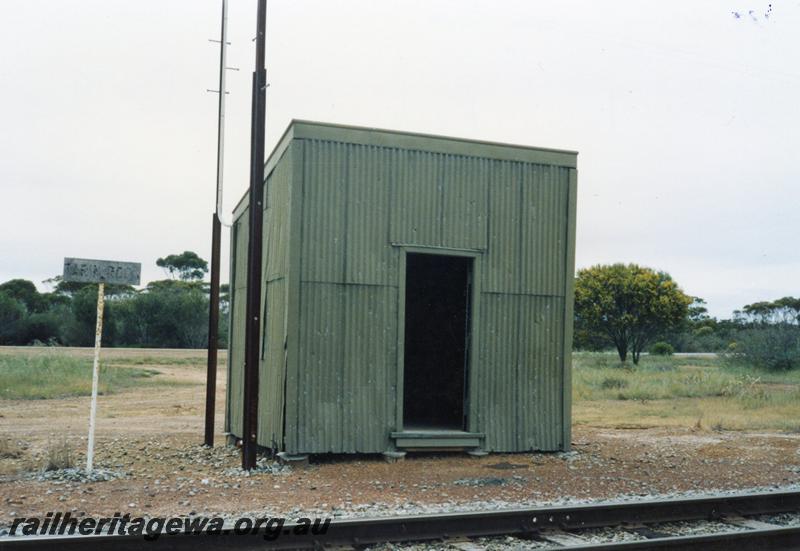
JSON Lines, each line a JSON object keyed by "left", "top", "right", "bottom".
{"left": 292, "top": 119, "right": 578, "bottom": 165}
{"left": 232, "top": 119, "right": 579, "bottom": 218}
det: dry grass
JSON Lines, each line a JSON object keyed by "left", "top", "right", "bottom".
{"left": 573, "top": 353, "right": 800, "bottom": 432}
{"left": 0, "top": 352, "right": 187, "bottom": 400}
{"left": 43, "top": 437, "right": 74, "bottom": 471}
{"left": 0, "top": 437, "right": 25, "bottom": 459}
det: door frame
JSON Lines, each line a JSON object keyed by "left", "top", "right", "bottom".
{"left": 394, "top": 245, "right": 482, "bottom": 433}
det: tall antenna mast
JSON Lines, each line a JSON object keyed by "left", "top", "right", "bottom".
{"left": 211, "top": 0, "right": 232, "bottom": 215}
{"left": 204, "top": 0, "right": 235, "bottom": 447}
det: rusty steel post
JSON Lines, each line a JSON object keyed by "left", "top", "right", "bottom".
{"left": 242, "top": 0, "right": 267, "bottom": 470}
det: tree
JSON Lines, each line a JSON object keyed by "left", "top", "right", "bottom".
{"left": 63, "top": 285, "right": 116, "bottom": 346}
{"left": 145, "top": 279, "right": 204, "bottom": 292}
{"left": 662, "top": 296, "right": 728, "bottom": 353}
{"left": 15, "top": 311, "right": 62, "bottom": 345}
{"left": 728, "top": 296, "right": 800, "bottom": 371}
{"left": 114, "top": 285, "right": 208, "bottom": 348}
{"left": 44, "top": 275, "right": 134, "bottom": 297}
{"left": 156, "top": 251, "right": 208, "bottom": 281}
{"left": 574, "top": 263, "right": 692, "bottom": 364}
{"left": 0, "top": 279, "right": 45, "bottom": 312}
{"left": 217, "top": 283, "right": 231, "bottom": 348}
{"left": 740, "top": 296, "right": 800, "bottom": 325}
{"left": 0, "top": 292, "right": 25, "bottom": 344}
{"left": 688, "top": 297, "right": 711, "bottom": 324}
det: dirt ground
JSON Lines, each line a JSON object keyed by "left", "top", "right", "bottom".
{"left": 1, "top": 347, "right": 799, "bottom": 525}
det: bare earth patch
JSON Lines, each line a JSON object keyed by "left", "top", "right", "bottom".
{"left": 1, "top": 347, "right": 799, "bottom": 526}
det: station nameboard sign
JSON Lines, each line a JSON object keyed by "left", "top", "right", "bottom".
{"left": 63, "top": 257, "right": 141, "bottom": 286}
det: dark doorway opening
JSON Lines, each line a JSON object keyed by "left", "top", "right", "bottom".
{"left": 403, "top": 253, "right": 472, "bottom": 430}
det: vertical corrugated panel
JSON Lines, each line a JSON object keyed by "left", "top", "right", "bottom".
{"left": 229, "top": 145, "right": 294, "bottom": 445}
{"left": 259, "top": 208, "right": 269, "bottom": 362}
{"left": 476, "top": 293, "right": 565, "bottom": 452}
{"left": 476, "top": 293, "right": 519, "bottom": 451}
{"left": 345, "top": 145, "right": 397, "bottom": 285}
{"left": 485, "top": 161, "right": 521, "bottom": 293}
{"left": 258, "top": 278, "right": 286, "bottom": 447}
{"left": 283, "top": 140, "right": 304, "bottom": 453}
{"left": 516, "top": 295, "right": 565, "bottom": 451}
{"left": 296, "top": 282, "right": 345, "bottom": 452}
{"left": 441, "top": 154, "right": 489, "bottom": 249}
{"left": 292, "top": 282, "right": 396, "bottom": 453}
{"left": 265, "top": 152, "right": 291, "bottom": 280}
{"left": 520, "top": 165, "right": 569, "bottom": 296}
{"left": 259, "top": 146, "right": 293, "bottom": 448}
{"left": 389, "top": 149, "right": 441, "bottom": 245}
{"left": 341, "top": 285, "right": 397, "bottom": 452}
{"left": 227, "top": 211, "right": 249, "bottom": 437}
{"left": 292, "top": 140, "right": 402, "bottom": 453}
{"left": 300, "top": 140, "right": 347, "bottom": 283}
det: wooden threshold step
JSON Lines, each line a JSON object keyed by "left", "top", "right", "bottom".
{"left": 391, "top": 430, "right": 485, "bottom": 449}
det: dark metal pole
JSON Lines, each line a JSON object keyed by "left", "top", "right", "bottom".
{"left": 242, "top": 0, "right": 267, "bottom": 470}
{"left": 204, "top": 0, "right": 229, "bottom": 447}
{"left": 204, "top": 214, "right": 221, "bottom": 446}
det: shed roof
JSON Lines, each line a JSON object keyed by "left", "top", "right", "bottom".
{"left": 233, "top": 119, "right": 578, "bottom": 215}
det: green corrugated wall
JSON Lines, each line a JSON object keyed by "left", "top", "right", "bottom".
{"left": 226, "top": 144, "right": 294, "bottom": 446}
{"left": 227, "top": 121, "right": 577, "bottom": 454}
{"left": 226, "top": 211, "right": 247, "bottom": 437}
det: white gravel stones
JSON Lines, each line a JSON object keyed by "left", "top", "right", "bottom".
{"left": 221, "top": 456, "right": 291, "bottom": 478}
{"left": 452, "top": 477, "right": 509, "bottom": 487}
{"left": 574, "top": 526, "right": 647, "bottom": 543}
{"left": 31, "top": 468, "right": 126, "bottom": 484}
{"left": 260, "top": 482, "right": 800, "bottom": 521}
{"left": 753, "top": 511, "right": 800, "bottom": 526}
{"left": 654, "top": 519, "right": 751, "bottom": 536}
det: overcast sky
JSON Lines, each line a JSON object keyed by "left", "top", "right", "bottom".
{"left": 1, "top": 1, "right": 798, "bottom": 318}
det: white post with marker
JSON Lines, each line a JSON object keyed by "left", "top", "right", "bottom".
{"left": 86, "top": 282, "right": 105, "bottom": 472}
{"left": 62, "top": 257, "right": 141, "bottom": 473}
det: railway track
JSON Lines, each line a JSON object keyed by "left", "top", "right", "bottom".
{"left": 1, "top": 490, "right": 799, "bottom": 550}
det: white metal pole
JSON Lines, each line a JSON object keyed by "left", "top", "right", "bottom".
{"left": 216, "top": 0, "right": 229, "bottom": 216}
{"left": 86, "top": 282, "right": 105, "bottom": 473}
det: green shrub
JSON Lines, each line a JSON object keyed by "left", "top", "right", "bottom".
{"left": 15, "top": 312, "right": 62, "bottom": 345}
{"left": 728, "top": 325, "right": 800, "bottom": 371}
{"left": 650, "top": 341, "right": 675, "bottom": 356}
{"left": 694, "top": 326, "right": 714, "bottom": 338}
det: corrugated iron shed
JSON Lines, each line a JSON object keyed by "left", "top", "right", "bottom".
{"left": 226, "top": 120, "right": 577, "bottom": 454}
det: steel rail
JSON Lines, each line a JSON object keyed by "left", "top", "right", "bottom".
{"left": 1, "top": 490, "right": 798, "bottom": 550}
{"left": 562, "top": 525, "right": 800, "bottom": 550}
